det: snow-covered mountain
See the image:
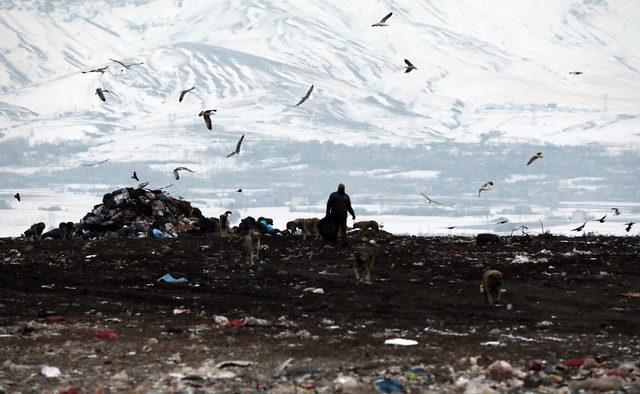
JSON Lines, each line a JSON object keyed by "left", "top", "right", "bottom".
{"left": 1, "top": 0, "right": 639, "bottom": 167}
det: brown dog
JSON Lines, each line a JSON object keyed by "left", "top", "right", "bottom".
{"left": 59, "top": 222, "right": 74, "bottom": 240}
{"left": 482, "top": 269, "right": 504, "bottom": 305}
{"left": 353, "top": 247, "right": 375, "bottom": 284}
{"left": 288, "top": 218, "right": 320, "bottom": 239}
{"left": 24, "top": 222, "right": 46, "bottom": 241}
{"left": 352, "top": 220, "right": 379, "bottom": 231}
{"left": 244, "top": 231, "right": 260, "bottom": 265}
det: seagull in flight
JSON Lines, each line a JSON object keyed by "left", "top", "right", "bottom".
{"left": 179, "top": 86, "right": 196, "bottom": 102}
{"left": 81, "top": 159, "right": 110, "bottom": 167}
{"left": 446, "top": 226, "right": 456, "bottom": 230}
{"left": 132, "top": 171, "right": 139, "bottom": 181}
{"left": 109, "top": 58, "right": 144, "bottom": 70}
{"left": 611, "top": 208, "right": 621, "bottom": 216}
{"left": 199, "top": 110, "right": 217, "bottom": 130}
{"left": 419, "top": 192, "right": 441, "bottom": 205}
{"left": 82, "top": 66, "right": 108, "bottom": 74}
{"left": 625, "top": 222, "right": 634, "bottom": 232}
{"left": 173, "top": 167, "right": 195, "bottom": 180}
{"left": 478, "top": 181, "right": 494, "bottom": 197}
{"left": 95, "top": 88, "right": 111, "bottom": 102}
{"left": 226, "top": 134, "right": 245, "bottom": 158}
{"left": 569, "top": 71, "right": 583, "bottom": 75}
{"left": 137, "top": 181, "right": 149, "bottom": 189}
{"left": 236, "top": 188, "right": 242, "bottom": 193}
{"left": 595, "top": 215, "right": 607, "bottom": 223}
{"left": 495, "top": 219, "right": 509, "bottom": 225}
{"left": 571, "top": 222, "right": 587, "bottom": 232}
{"left": 295, "top": 85, "right": 314, "bottom": 107}
{"left": 14, "top": 193, "right": 20, "bottom": 202}
{"left": 527, "top": 152, "right": 543, "bottom": 166}
{"left": 372, "top": 12, "right": 392, "bottom": 26}
{"left": 404, "top": 59, "right": 417, "bottom": 73}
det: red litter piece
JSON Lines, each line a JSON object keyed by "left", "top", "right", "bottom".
{"left": 230, "top": 319, "right": 245, "bottom": 328}
{"left": 94, "top": 331, "right": 118, "bottom": 340}
{"left": 562, "top": 358, "right": 586, "bottom": 367}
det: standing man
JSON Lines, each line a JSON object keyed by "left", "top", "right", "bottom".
{"left": 326, "top": 183, "right": 356, "bottom": 244}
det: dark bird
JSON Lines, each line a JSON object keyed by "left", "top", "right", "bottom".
{"left": 446, "top": 226, "right": 456, "bottom": 230}
{"left": 81, "top": 159, "right": 110, "bottom": 167}
{"left": 478, "top": 181, "right": 494, "bottom": 197}
{"left": 95, "top": 88, "right": 110, "bottom": 102}
{"left": 571, "top": 222, "right": 587, "bottom": 232}
{"left": 495, "top": 219, "right": 509, "bottom": 225}
{"left": 14, "top": 193, "right": 20, "bottom": 202}
{"left": 527, "top": 152, "right": 543, "bottom": 166}
{"left": 132, "top": 171, "right": 139, "bottom": 181}
{"left": 372, "top": 12, "right": 392, "bottom": 26}
{"left": 226, "top": 134, "right": 245, "bottom": 158}
{"left": 404, "top": 59, "right": 417, "bottom": 73}
{"left": 199, "top": 110, "right": 217, "bottom": 130}
{"left": 611, "top": 208, "right": 621, "bottom": 216}
{"left": 82, "top": 66, "right": 108, "bottom": 74}
{"left": 295, "top": 85, "right": 314, "bottom": 107}
{"left": 179, "top": 86, "right": 196, "bottom": 102}
{"left": 173, "top": 167, "right": 195, "bottom": 180}
{"left": 419, "top": 192, "right": 442, "bottom": 205}
{"left": 236, "top": 189, "right": 242, "bottom": 193}
{"left": 569, "top": 71, "right": 583, "bottom": 75}
{"left": 596, "top": 215, "right": 607, "bottom": 223}
{"left": 625, "top": 222, "right": 634, "bottom": 232}
{"left": 109, "top": 58, "right": 144, "bottom": 70}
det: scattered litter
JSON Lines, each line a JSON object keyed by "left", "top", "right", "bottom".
{"left": 622, "top": 291, "right": 640, "bottom": 297}
{"left": 480, "top": 341, "right": 501, "bottom": 347}
{"left": 94, "top": 331, "right": 118, "bottom": 340}
{"left": 374, "top": 378, "right": 404, "bottom": 393}
{"left": 40, "top": 365, "right": 61, "bottom": 378}
{"left": 157, "top": 274, "right": 188, "bottom": 284}
{"left": 273, "top": 357, "right": 294, "bottom": 377}
{"left": 216, "top": 360, "right": 253, "bottom": 368}
{"left": 487, "top": 360, "right": 513, "bottom": 380}
{"left": 535, "top": 320, "right": 553, "bottom": 328}
{"left": 384, "top": 338, "right": 418, "bottom": 346}
{"left": 303, "top": 287, "right": 325, "bottom": 294}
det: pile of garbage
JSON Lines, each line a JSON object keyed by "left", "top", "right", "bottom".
{"left": 80, "top": 187, "right": 219, "bottom": 239}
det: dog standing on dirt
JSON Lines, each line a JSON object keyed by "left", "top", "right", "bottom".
{"left": 288, "top": 218, "right": 320, "bottom": 239}
{"left": 219, "top": 211, "right": 232, "bottom": 237}
{"left": 23, "top": 222, "right": 46, "bottom": 241}
{"left": 352, "top": 220, "right": 380, "bottom": 231}
{"left": 59, "top": 222, "right": 75, "bottom": 240}
{"left": 353, "top": 247, "right": 375, "bottom": 284}
{"left": 482, "top": 269, "right": 503, "bottom": 305}
{"left": 244, "top": 231, "right": 260, "bottom": 265}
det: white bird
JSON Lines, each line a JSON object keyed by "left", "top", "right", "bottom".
{"left": 179, "top": 86, "right": 196, "bottom": 102}
{"left": 199, "top": 110, "right": 217, "bottom": 130}
{"left": 527, "top": 152, "right": 543, "bottom": 166}
{"left": 173, "top": 167, "right": 195, "bottom": 180}
{"left": 109, "top": 58, "right": 144, "bottom": 70}
{"left": 137, "top": 181, "right": 149, "bottom": 189}
{"left": 295, "top": 85, "right": 314, "bottom": 106}
{"left": 226, "top": 134, "right": 245, "bottom": 158}
{"left": 372, "top": 12, "right": 392, "bottom": 26}
{"left": 478, "top": 181, "right": 494, "bottom": 197}
{"left": 611, "top": 208, "right": 621, "bottom": 216}
{"left": 419, "top": 192, "right": 442, "bottom": 205}
{"left": 82, "top": 66, "right": 108, "bottom": 74}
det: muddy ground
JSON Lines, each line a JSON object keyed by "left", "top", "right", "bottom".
{"left": 1, "top": 232, "right": 640, "bottom": 393}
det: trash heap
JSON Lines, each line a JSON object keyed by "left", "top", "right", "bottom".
{"left": 80, "top": 187, "right": 218, "bottom": 239}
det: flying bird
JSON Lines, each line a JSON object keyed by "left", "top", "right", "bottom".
{"left": 295, "top": 85, "right": 314, "bottom": 107}
{"left": 236, "top": 189, "right": 242, "bottom": 193}
{"left": 571, "top": 222, "right": 587, "bottom": 232}
{"left": 404, "top": 59, "right": 417, "bottom": 73}
{"left": 132, "top": 171, "right": 139, "bottom": 181}
{"left": 226, "top": 134, "right": 245, "bottom": 158}
{"left": 95, "top": 88, "right": 110, "bottom": 102}
{"left": 81, "top": 159, "right": 110, "bottom": 167}
{"left": 173, "top": 167, "right": 195, "bottom": 180}
{"left": 495, "top": 219, "right": 509, "bottom": 225}
{"left": 14, "top": 193, "right": 20, "bottom": 202}
{"left": 611, "top": 208, "right": 621, "bottom": 216}
{"left": 82, "top": 66, "right": 108, "bottom": 74}
{"left": 527, "top": 152, "right": 543, "bottom": 166}
{"left": 179, "top": 86, "right": 196, "bottom": 102}
{"left": 446, "top": 226, "right": 456, "bottom": 230}
{"left": 109, "top": 58, "right": 144, "bottom": 70}
{"left": 478, "top": 181, "right": 494, "bottom": 197}
{"left": 595, "top": 215, "right": 607, "bottom": 223}
{"left": 419, "top": 192, "right": 441, "bottom": 205}
{"left": 372, "top": 12, "right": 392, "bottom": 26}
{"left": 625, "top": 222, "right": 634, "bottom": 232}
{"left": 199, "top": 110, "right": 217, "bottom": 130}
{"left": 137, "top": 181, "right": 149, "bottom": 189}
{"left": 569, "top": 71, "right": 583, "bottom": 75}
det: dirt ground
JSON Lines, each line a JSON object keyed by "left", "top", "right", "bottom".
{"left": 1, "top": 232, "right": 640, "bottom": 393}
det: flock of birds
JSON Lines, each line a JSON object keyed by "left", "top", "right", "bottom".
{"left": 10, "top": 11, "right": 636, "bottom": 236}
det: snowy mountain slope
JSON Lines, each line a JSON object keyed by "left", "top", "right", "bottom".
{"left": 0, "top": 0, "right": 639, "bottom": 167}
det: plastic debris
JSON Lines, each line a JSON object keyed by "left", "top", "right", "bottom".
{"left": 94, "top": 331, "right": 118, "bottom": 340}
{"left": 40, "top": 365, "right": 61, "bottom": 378}
{"left": 374, "top": 378, "right": 404, "bottom": 393}
{"left": 303, "top": 287, "right": 325, "bottom": 294}
{"left": 216, "top": 360, "right": 253, "bottom": 368}
{"left": 384, "top": 338, "right": 418, "bottom": 346}
{"left": 487, "top": 360, "right": 513, "bottom": 381}
{"left": 157, "top": 273, "right": 188, "bottom": 284}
